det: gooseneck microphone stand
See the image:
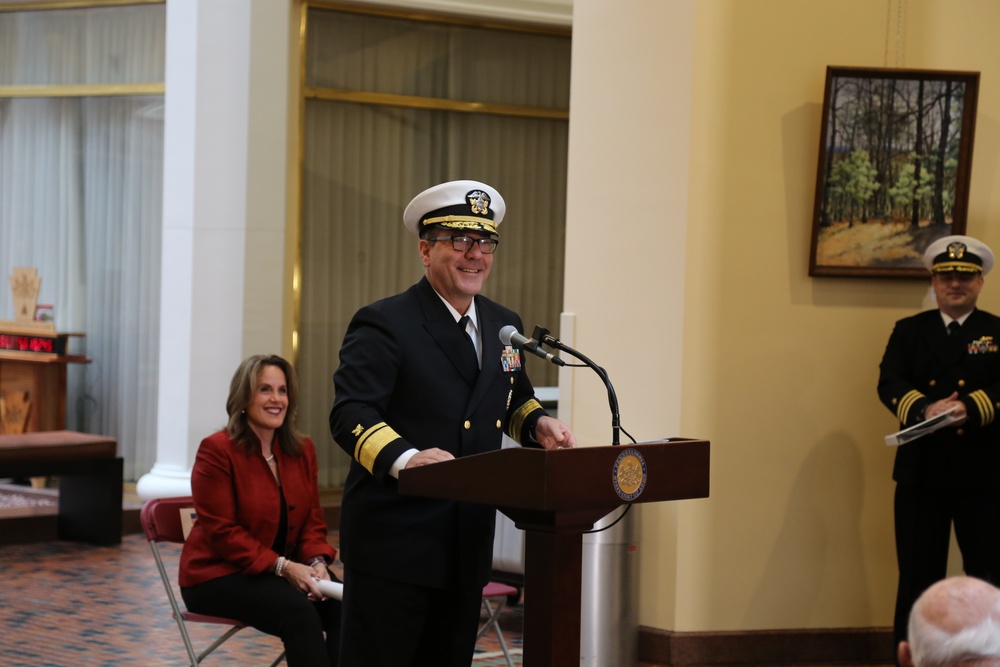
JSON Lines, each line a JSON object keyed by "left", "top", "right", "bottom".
{"left": 532, "top": 326, "right": 621, "bottom": 446}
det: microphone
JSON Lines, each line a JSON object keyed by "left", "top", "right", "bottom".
{"left": 499, "top": 325, "right": 565, "bottom": 366}
{"left": 526, "top": 325, "right": 622, "bottom": 445}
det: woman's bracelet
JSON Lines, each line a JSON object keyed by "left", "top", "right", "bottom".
{"left": 308, "top": 556, "right": 328, "bottom": 567}
{"left": 274, "top": 556, "right": 287, "bottom": 577}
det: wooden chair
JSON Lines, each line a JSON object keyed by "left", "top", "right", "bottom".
{"left": 140, "top": 496, "right": 285, "bottom": 666}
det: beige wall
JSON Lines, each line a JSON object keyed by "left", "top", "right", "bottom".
{"left": 564, "top": 0, "right": 696, "bottom": 632}
{"left": 564, "top": 0, "right": 1000, "bottom": 633}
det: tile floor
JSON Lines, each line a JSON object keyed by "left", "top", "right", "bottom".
{"left": 0, "top": 495, "right": 896, "bottom": 667}
{"left": 0, "top": 531, "right": 523, "bottom": 666}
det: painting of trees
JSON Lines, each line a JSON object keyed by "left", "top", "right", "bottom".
{"left": 809, "top": 67, "right": 979, "bottom": 278}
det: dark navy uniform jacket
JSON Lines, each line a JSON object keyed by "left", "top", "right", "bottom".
{"left": 878, "top": 308, "right": 1000, "bottom": 490}
{"left": 329, "top": 277, "right": 547, "bottom": 590}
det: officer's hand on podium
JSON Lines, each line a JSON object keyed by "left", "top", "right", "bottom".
{"left": 535, "top": 416, "right": 576, "bottom": 450}
{"left": 406, "top": 448, "right": 455, "bottom": 467}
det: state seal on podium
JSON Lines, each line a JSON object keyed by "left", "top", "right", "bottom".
{"left": 612, "top": 447, "right": 647, "bottom": 501}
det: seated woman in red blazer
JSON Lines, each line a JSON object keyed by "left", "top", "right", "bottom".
{"left": 180, "top": 354, "right": 340, "bottom": 666}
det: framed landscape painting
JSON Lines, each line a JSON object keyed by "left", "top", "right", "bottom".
{"left": 808, "top": 67, "right": 980, "bottom": 278}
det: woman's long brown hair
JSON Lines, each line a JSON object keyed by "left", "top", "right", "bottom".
{"left": 224, "top": 354, "right": 304, "bottom": 456}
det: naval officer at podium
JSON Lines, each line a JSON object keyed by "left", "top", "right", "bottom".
{"left": 330, "top": 180, "right": 575, "bottom": 667}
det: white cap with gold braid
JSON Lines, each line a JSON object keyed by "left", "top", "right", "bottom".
{"left": 403, "top": 180, "right": 505, "bottom": 239}
{"left": 923, "top": 235, "right": 994, "bottom": 275}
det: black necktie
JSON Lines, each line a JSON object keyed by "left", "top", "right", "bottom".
{"left": 948, "top": 321, "right": 961, "bottom": 336}
{"left": 458, "top": 315, "right": 479, "bottom": 370}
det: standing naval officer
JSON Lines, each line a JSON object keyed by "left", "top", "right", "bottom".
{"left": 877, "top": 234, "right": 1000, "bottom": 648}
{"left": 329, "top": 179, "right": 575, "bottom": 666}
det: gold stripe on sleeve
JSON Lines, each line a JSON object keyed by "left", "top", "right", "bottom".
{"left": 353, "top": 422, "right": 402, "bottom": 474}
{"left": 968, "top": 390, "right": 994, "bottom": 426}
{"left": 897, "top": 390, "right": 925, "bottom": 424}
{"left": 507, "top": 398, "right": 543, "bottom": 443}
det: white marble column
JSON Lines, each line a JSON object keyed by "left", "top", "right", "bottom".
{"left": 137, "top": 0, "right": 290, "bottom": 499}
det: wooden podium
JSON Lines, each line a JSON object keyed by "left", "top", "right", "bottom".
{"left": 399, "top": 438, "right": 710, "bottom": 667}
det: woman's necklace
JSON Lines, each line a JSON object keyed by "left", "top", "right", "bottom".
{"left": 263, "top": 448, "right": 280, "bottom": 485}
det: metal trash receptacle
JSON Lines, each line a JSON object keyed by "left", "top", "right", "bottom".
{"left": 581, "top": 505, "right": 639, "bottom": 666}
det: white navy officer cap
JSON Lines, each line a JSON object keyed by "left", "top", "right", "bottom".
{"left": 923, "top": 235, "right": 994, "bottom": 276}
{"left": 403, "top": 180, "right": 505, "bottom": 239}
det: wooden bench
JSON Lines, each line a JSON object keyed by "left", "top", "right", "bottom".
{"left": 0, "top": 430, "right": 123, "bottom": 545}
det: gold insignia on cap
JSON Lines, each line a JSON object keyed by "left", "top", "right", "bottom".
{"left": 421, "top": 216, "right": 498, "bottom": 235}
{"left": 468, "top": 190, "right": 490, "bottom": 216}
{"left": 947, "top": 242, "right": 967, "bottom": 259}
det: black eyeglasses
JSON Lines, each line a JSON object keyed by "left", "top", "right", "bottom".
{"left": 427, "top": 235, "right": 499, "bottom": 254}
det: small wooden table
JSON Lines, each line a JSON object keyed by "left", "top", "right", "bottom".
{"left": 0, "top": 430, "right": 122, "bottom": 544}
{"left": 0, "top": 344, "right": 90, "bottom": 433}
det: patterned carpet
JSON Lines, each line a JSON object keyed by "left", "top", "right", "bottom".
{"left": 473, "top": 651, "right": 522, "bottom": 666}
{"left": 0, "top": 487, "right": 56, "bottom": 508}
{"left": 0, "top": 533, "right": 524, "bottom": 666}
